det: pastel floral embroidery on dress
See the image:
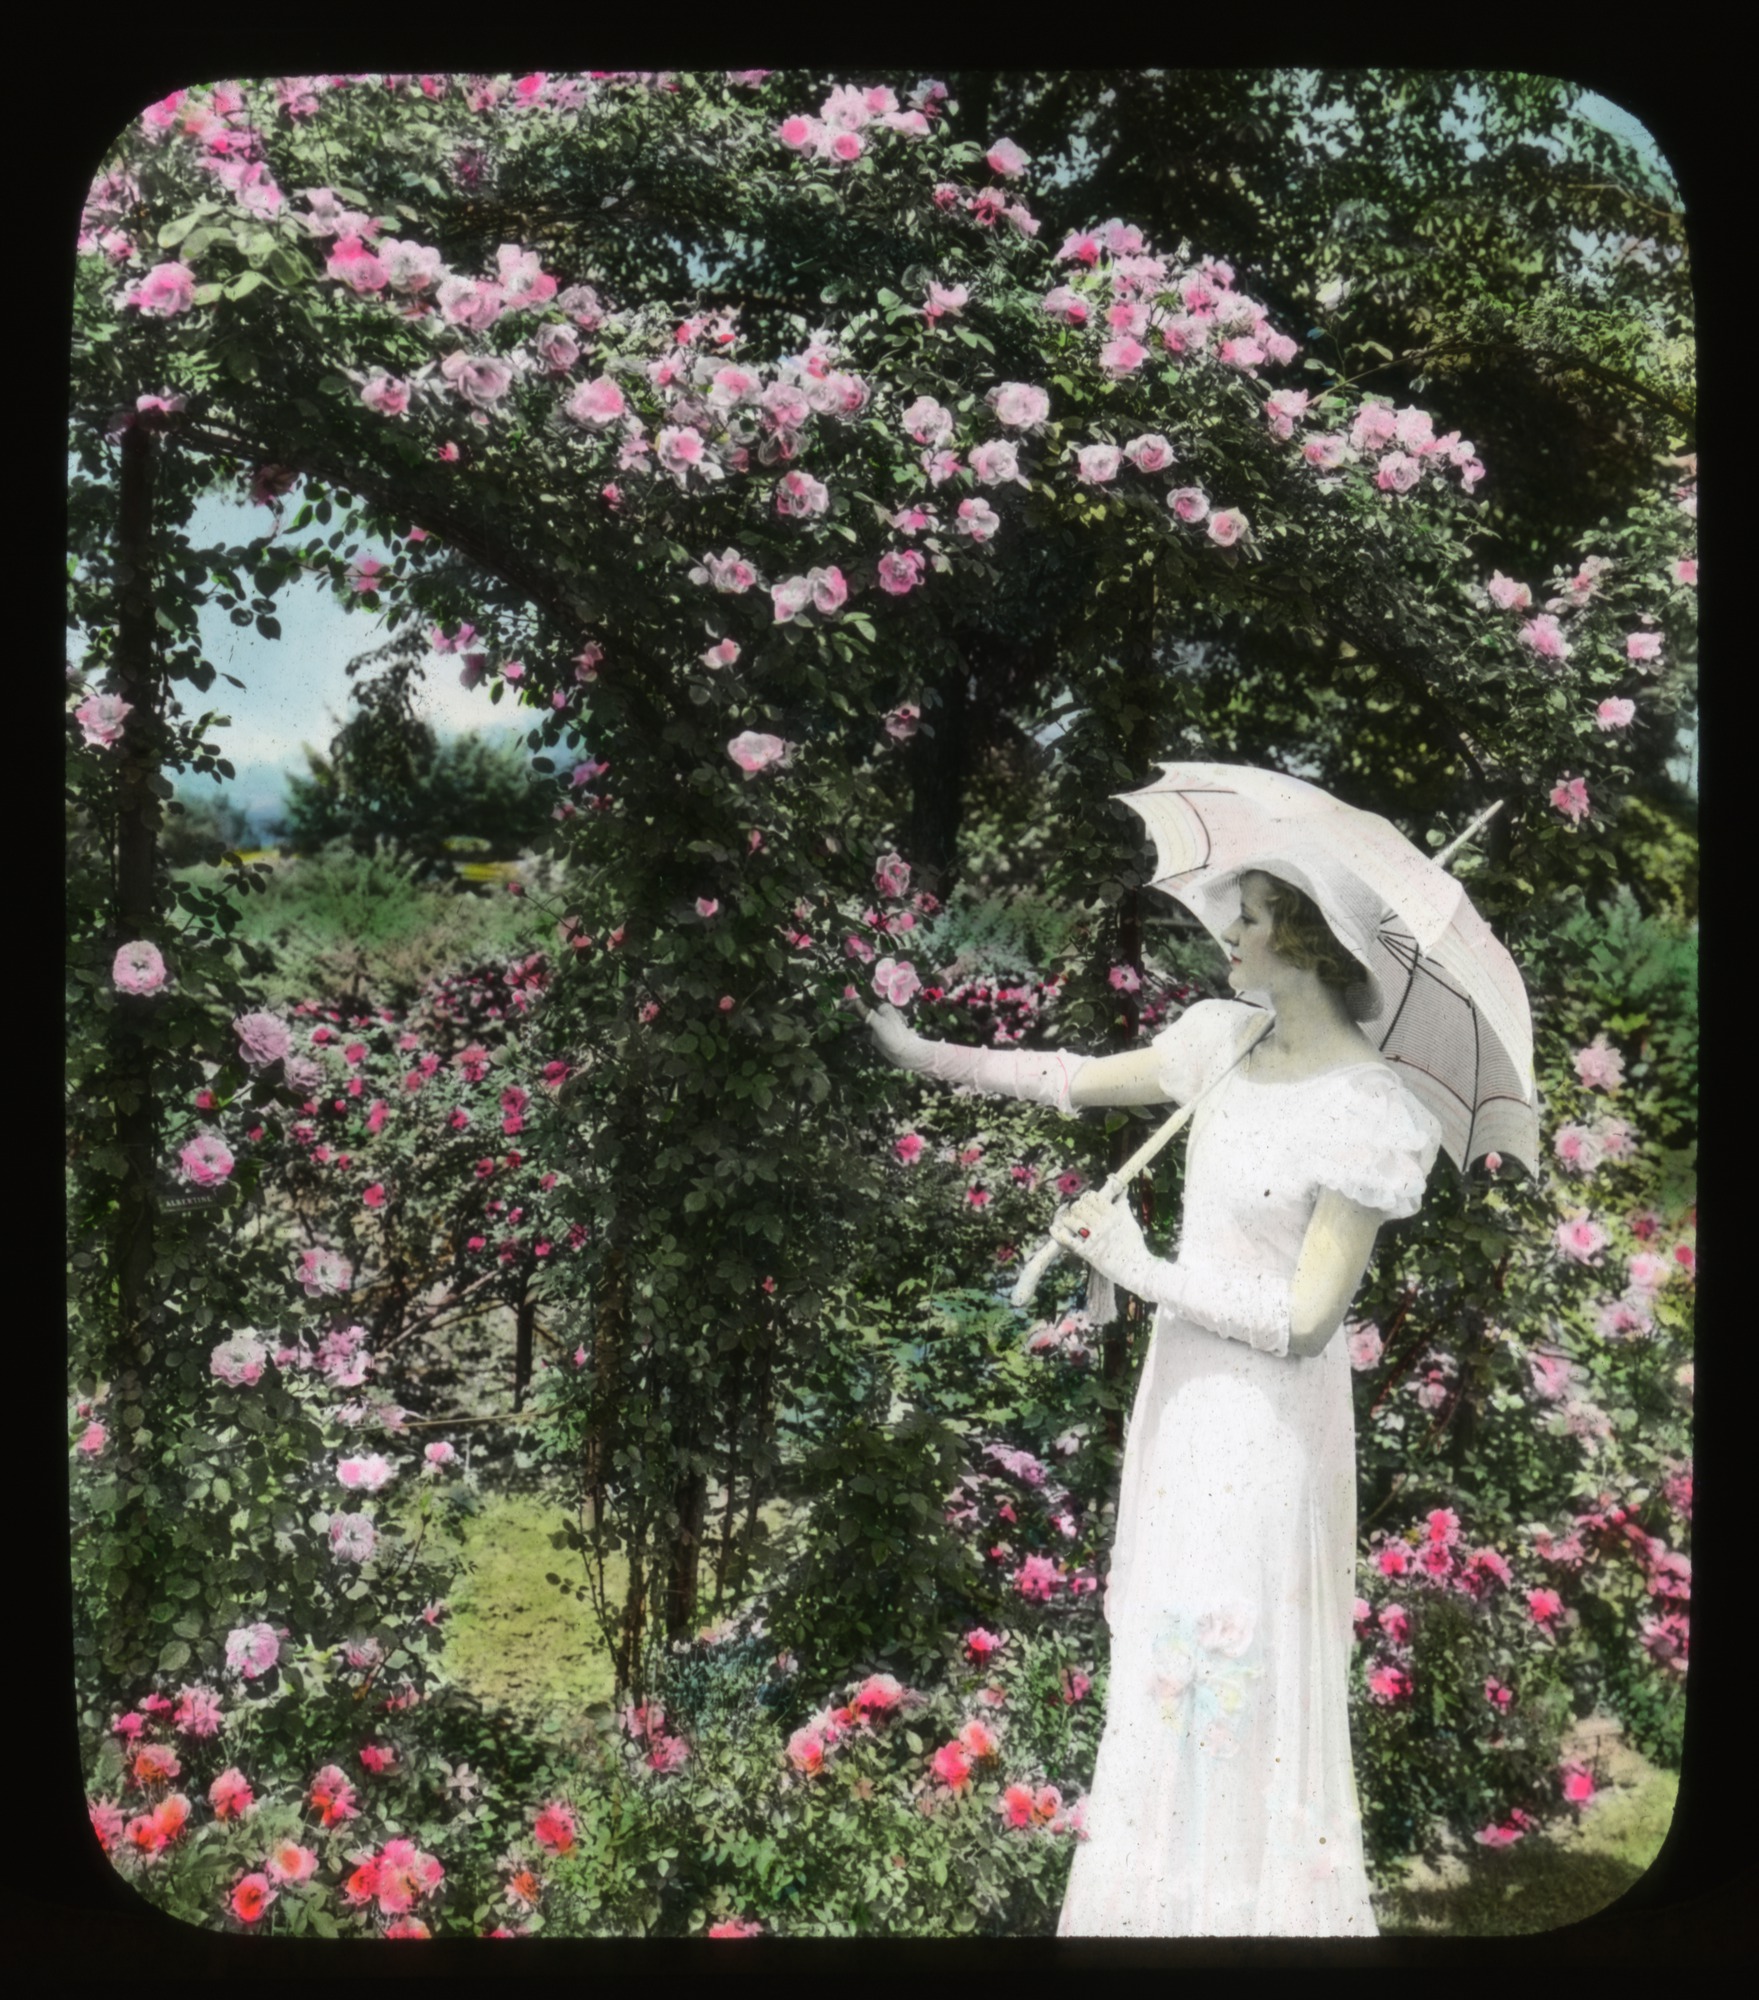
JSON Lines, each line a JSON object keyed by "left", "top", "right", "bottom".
{"left": 1148, "top": 1601, "right": 1263, "bottom": 1757}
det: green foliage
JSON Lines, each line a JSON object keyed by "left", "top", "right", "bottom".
{"left": 280, "top": 694, "right": 554, "bottom": 869}
{"left": 198, "top": 838, "right": 554, "bottom": 1009}
{"left": 534, "top": 1627, "right": 1105, "bottom": 1937}
{"left": 160, "top": 782, "right": 252, "bottom": 868}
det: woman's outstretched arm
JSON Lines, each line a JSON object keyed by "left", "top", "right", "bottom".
{"left": 1067, "top": 1046, "right": 1176, "bottom": 1110}
{"left": 860, "top": 1000, "right": 1175, "bottom": 1111}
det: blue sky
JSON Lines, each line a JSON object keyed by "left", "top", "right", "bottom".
{"left": 171, "top": 485, "right": 529, "bottom": 824}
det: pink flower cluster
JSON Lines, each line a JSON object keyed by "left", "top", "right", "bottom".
{"left": 621, "top": 1700, "right": 690, "bottom": 1772}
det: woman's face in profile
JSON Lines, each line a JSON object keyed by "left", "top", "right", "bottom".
{"left": 1221, "top": 872, "right": 1283, "bottom": 995}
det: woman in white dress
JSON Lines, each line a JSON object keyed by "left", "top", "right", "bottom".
{"left": 865, "top": 864, "right": 1442, "bottom": 1936}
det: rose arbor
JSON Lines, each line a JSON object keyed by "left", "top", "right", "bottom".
{"left": 71, "top": 73, "right": 1693, "bottom": 1731}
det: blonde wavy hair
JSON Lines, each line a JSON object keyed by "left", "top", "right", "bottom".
{"left": 1252, "top": 871, "right": 1366, "bottom": 994}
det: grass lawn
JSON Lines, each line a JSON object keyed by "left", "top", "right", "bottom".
{"left": 1374, "top": 1710, "right": 1679, "bottom": 1935}
{"left": 437, "top": 1490, "right": 624, "bottom": 1724}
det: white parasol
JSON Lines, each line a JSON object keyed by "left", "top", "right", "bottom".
{"left": 1117, "top": 761, "right": 1539, "bottom": 1175}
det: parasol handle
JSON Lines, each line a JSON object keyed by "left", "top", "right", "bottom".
{"left": 1433, "top": 798, "right": 1503, "bottom": 871}
{"left": 1009, "top": 1014, "right": 1273, "bottom": 1311}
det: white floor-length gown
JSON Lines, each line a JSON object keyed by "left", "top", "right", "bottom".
{"left": 1058, "top": 1000, "right": 1442, "bottom": 1937}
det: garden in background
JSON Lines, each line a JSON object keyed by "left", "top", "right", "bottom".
{"left": 67, "top": 70, "right": 1694, "bottom": 1938}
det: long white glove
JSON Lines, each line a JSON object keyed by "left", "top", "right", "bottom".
{"left": 1049, "top": 1192, "right": 1292, "bottom": 1357}
{"left": 863, "top": 1001, "right": 1090, "bottom": 1115}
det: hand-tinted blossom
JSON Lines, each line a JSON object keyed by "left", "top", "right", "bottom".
{"left": 211, "top": 1335, "right": 268, "bottom": 1388}
{"left": 75, "top": 693, "right": 134, "bottom": 748}
{"left": 113, "top": 940, "right": 168, "bottom": 994}
{"left": 1549, "top": 776, "right": 1591, "bottom": 824}
{"left": 178, "top": 1131, "right": 235, "bottom": 1186}
{"left": 329, "top": 1513, "right": 377, "bottom": 1563}
{"left": 956, "top": 497, "right": 1001, "bottom": 542}
{"left": 233, "top": 1011, "right": 293, "bottom": 1068}
{"left": 296, "top": 1246, "right": 353, "bottom": 1296}
{"left": 727, "top": 731, "right": 788, "bottom": 775}
{"left": 124, "top": 261, "right": 198, "bottom": 315}
{"left": 990, "top": 382, "right": 1050, "bottom": 428}
{"left": 1574, "top": 1035, "right": 1625, "bottom": 1091}
{"left": 565, "top": 376, "right": 626, "bottom": 427}
{"left": 872, "top": 957, "right": 921, "bottom": 1007}
{"left": 225, "top": 1622, "right": 280, "bottom": 1678}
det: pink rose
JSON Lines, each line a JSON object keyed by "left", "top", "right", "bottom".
{"left": 894, "top": 1133, "right": 925, "bottom": 1165}
{"left": 439, "top": 351, "right": 513, "bottom": 409}
{"left": 775, "top": 470, "right": 830, "bottom": 517}
{"left": 325, "top": 236, "right": 389, "bottom": 294}
{"left": 770, "top": 576, "right": 812, "bottom": 623}
{"left": 1302, "top": 433, "right": 1349, "bottom": 470}
{"left": 1098, "top": 337, "right": 1148, "bottom": 376}
{"left": 986, "top": 137, "right": 1029, "bottom": 178}
{"left": 1076, "top": 443, "right": 1122, "bottom": 484}
{"left": 295, "top": 1245, "right": 354, "bottom": 1296}
{"left": 872, "top": 957, "right": 921, "bottom": 1007}
{"left": 564, "top": 376, "right": 627, "bottom": 427}
{"left": 124, "top": 261, "right": 198, "bottom": 315}
{"left": 1347, "top": 1323, "right": 1384, "bottom": 1371}
{"left": 884, "top": 703, "right": 921, "bottom": 740}
{"left": 179, "top": 1132, "right": 235, "bottom": 1186}
{"left": 75, "top": 693, "right": 133, "bottom": 749}
{"left": 1041, "top": 285, "right": 1089, "bottom": 326}
{"left": 1124, "top": 433, "right": 1176, "bottom": 473}
{"left": 956, "top": 497, "right": 1001, "bottom": 542}
{"left": 1208, "top": 508, "right": 1248, "bottom": 546}
{"left": 901, "top": 395, "right": 954, "bottom": 445}
{"left": 1595, "top": 697, "right": 1636, "bottom": 730}
{"left": 1487, "top": 571, "right": 1533, "bottom": 611}
{"left": 877, "top": 550, "right": 925, "bottom": 595}
{"left": 210, "top": 1335, "right": 268, "bottom": 1389}
{"left": 1626, "top": 631, "right": 1664, "bottom": 669}
{"left": 1573, "top": 1035, "right": 1625, "bottom": 1091}
{"left": 808, "top": 566, "right": 847, "bottom": 615}
{"left": 1520, "top": 614, "right": 1571, "bottom": 663}
{"left": 234, "top": 1011, "right": 293, "bottom": 1068}
{"left": 1554, "top": 1214, "right": 1609, "bottom": 1265}
{"left": 875, "top": 852, "right": 911, "bottom": 898}
{"left": 1549, "top": 776, "right": 1591, "bottom": 824}
{"left": 1168, "top": 487, "right": 1209, "bottom": 524}
{"left": 1264, "top": 388, "right": 1310, "bottom": 438}
{"left": 360, "top": 373, "right": 411, "bottom": 417}
{"left": 969, "top": 440, "right": 1027, "bottom": 486}
{"left": 989, "top": 382, "right": 1050, "bottom": 429}
{"left": 727, "top": 731, "right": 788, "bottom": 775}
{"left": 113, "top": 940, "right": 167, "bottom": 994}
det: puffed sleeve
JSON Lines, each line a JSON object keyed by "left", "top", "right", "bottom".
{"left": 1151, "top": 999, "right": 1262, "bottom": 1105}
{"left": 1310, "top": 1069, "right": 1444, "bottom": 1220}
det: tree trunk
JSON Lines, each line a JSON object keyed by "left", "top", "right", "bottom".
{"left": 512, "top": 1277, "right": 536, "bottom": 1411}
{"left": 663, "top": 1463, "right": 710, "bottom": 1644}
{"left": 111, "top": 422, "right": 160, "bottom": 1346}
{"left": 904, "top": 648, "right": 973, "bottom": 900}
{"left": 583, "top": 1243, "right": 628, "bottom": 1526}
